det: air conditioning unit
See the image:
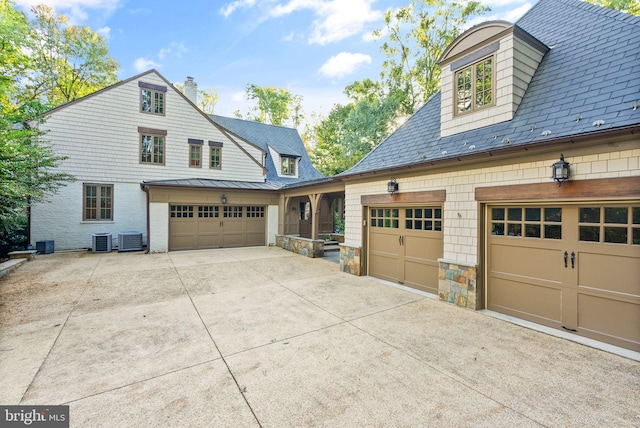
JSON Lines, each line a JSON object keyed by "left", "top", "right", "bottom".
{"left": 92, "top": 233, "right": 112, "bottom": 253}
{"left": 118, "top": 231, "right": 143, "bottom": 252}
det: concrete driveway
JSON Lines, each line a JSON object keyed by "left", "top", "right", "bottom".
{"left": 1, "top": 247, "right": 638, "bottom": 427}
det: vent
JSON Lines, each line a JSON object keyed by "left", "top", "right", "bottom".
{"left": 118, "top": 231, "right": 143, "bottom": 252}
{"left": 92, "top": 233, "right": 112, "bottom": 253}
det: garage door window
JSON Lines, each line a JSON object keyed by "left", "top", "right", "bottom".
{"left": 224, "top": 206, "right": 243, "bottom": 218}
{"left": 198, "top": 206, "right": 219, "bottom": 218}
{"left": 405, "top": 208, "right": 442, "bottom": 231}
{"left": 491, "top": 207, "right": 561, "bottom": 239}
{"left": 246, "top": 206, "right": 265, "bottom": 218}
{"left": 580, "top": 206, "right": 639, "bottom": 245}
{"left": 371, "top": 208, "right": 398, "bottom": 228}
{"left": 170, "top": 205, "right": 193, "bottom": 218}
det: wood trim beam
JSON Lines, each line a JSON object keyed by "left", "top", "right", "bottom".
{"left": 475, "top": 176, "right": 640, "bottom": 201}
{"left": 361, "top": 190, "right": 446, "bottom": 205}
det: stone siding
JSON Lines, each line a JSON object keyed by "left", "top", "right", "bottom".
{"left": 339, "top": 244, "right": 362, "bottom": 276}
{"left": 276, "top": 235, "right": 324, "bottom": 258}
{"left": 439, "top": 260, "right": 479, "bottom": 310}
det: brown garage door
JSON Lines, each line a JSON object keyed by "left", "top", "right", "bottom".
{"left": 368, "top": 207, "right": 443, "bottom": 294}
{"left": 487, "top": 203, "right": 640, "bottom": 352}
{"left": 169, "top": 205, "right": 265, "bottom": 251}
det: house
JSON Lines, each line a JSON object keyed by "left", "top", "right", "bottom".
{"left": 30, "top": 69, "right": 324, "bottom": 253}
{"left": 336, "top": 0, "right": 640, "bottom": 352}
{"left": 30, "top": 0, "right": 638, "bottom": 353}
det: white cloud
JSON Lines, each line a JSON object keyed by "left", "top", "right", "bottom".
{"left": 220, "top": 0, "right": 258, "bottom": 18}
{"left": 133, "top": 57, "right": 161, "bottom": 73}
{"left": 96, "top": 26, "right": 110, "bottom": 39}
{"left": 318, "top": 52, "right": 371, "bottom": 79}
{"left": 465, "top": 2, "right": 533, "bottom": 28}
{"left": 269, "top": 0, "right": 382, "bottom": 45}
{"left": 158, "top": 42, "right": 188, "bottom": 60}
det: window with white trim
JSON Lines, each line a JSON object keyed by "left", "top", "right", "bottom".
{"left": 281, "top": 156, "right": 296, "bottom": 176}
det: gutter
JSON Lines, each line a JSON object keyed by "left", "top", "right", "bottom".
{"left": 140, "top": 183, "right": 151, "bottom": 254}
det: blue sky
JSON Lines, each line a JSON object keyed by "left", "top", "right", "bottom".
{"left": 14, "top": 0, "right": 536, "bottom": 120}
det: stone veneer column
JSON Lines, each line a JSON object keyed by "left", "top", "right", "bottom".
{"left": 339, "top": 244, "right": 362, "bottom": 276}
{"left": 438, "top": 260, "right": 480, "bottom": 310}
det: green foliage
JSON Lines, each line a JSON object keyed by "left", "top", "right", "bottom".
{"left": 24, "top": 4, "right": 119, "bottom": 106}
{"left": 584, "top": 0, "right": 639, "bottom": 15}
{"left": 236, "top": 84, "right": 303, "bottom": 127}
{"left": 375, "top": 0, "right": 489, "bottom": 115}
{"left": 310, "top": 79, "right": 402, "bottom": 175}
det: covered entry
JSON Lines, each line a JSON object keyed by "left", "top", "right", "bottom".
{"left": 169, "top": 205, "right": 265, "bottom": 250}
{"left": 486, "top": 202, "right": 640, "bottom": 352}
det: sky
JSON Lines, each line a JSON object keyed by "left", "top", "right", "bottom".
{"left": 13, "top": 0, "right": 536, "bottom": 122}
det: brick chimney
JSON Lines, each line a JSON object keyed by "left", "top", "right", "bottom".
{"left": 184, "top": 76, "right": 198, "bottom": 105}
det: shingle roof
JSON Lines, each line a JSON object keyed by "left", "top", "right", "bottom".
{"left": 342, "top": 0, "right": 640, "bottom": 176}
{"left": 210, "top": 115, "right": 324, "bottom": 183}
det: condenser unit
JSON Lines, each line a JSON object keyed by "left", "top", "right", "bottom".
{"left": 92, "top": 233, "right": 112, "bottom": 253}
{"left": 118, "top": 231, "right": 143, "bottom": 252}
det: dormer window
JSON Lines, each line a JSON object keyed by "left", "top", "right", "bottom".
{"left": 456, "top": 56, "right": 493, "bottom": 114}
{"left": 281, "top": 156, "right": 296, "bottom": 176}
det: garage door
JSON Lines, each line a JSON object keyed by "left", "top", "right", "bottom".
{"left": 169, "top": 205, "right": 265, "bottom": 251}
{"left": 368, "top": 207, "right": 443, "bottom": 294}
{"left": 487, "top": 203, "right": 640, "bottom": 352}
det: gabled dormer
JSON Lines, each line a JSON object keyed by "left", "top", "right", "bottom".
{"left": 438, "top": 21, "right": 549, "bottom": 137}
{"left": 268, "top": 145, "right": 301, "bottom": 179}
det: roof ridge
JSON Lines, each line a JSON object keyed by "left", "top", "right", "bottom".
{"left": 211, "top": 114, "right": 298, "bottom": 131}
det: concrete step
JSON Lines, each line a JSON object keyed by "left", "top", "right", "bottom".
{"left": 324, "top": 245, "right": 340, "bottom": 252}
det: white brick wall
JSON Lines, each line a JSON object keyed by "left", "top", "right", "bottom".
{"left": 345, "top": 140, "right": 640, "bottom": 266}
{"left": 149, "top": 202, "right": 169, "bottom": 253}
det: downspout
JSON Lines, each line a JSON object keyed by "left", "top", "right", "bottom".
{"left": 141, "top": 184, "right": 151, "bottom": 254}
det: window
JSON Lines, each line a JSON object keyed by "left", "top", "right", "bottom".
{"left": 141, "top": 134, "right": 165, "bottom": 164}
{"left": 209, "top": 141, "right": 223, "bottom": 169}
{"left": 84, "top": 184, "right": 113, "bottom": 221}
{"left": 198, "top": 206, "right": 218, "bottom": 218}
{"left": 579, "top": 206, "right": 640, "bottom": 245}
{"left": 210, "top": 147, "right": 221, "bottom": 169}
{"left": 246, "top": 206, "right": 265, "bottom": 218}
{"left": 370, "top": 208, "right": 399, "bottom": 229}
{"left": 223, "top": 206, "right": 242, "bottom": 218}
{"left": 455, "top": 56, "right": 493, "bottom": 114}
{"left": 282, "top": 156, "right": 296, "bottom": 176}
{"left": 491, "top": 207, "right": 562, "bottom": 239}
{"left": 188, "top": 139, "right": 203, "bottom": 168}
{"left": 405, "top": 208, "right": 442, "bottom": 232}
{"left": 139, "top": 82, "right": 166, "bottom": 115}
{"left": 170, "top": 205, "right": 193, "bottom": 218}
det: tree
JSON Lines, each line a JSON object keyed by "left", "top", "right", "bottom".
{"left": 0, "top": 0, "right": 32, "bottom": 110}
{"left": 584, "top": 0, "right": 639, "bottom": 15}
{"left": 25, "top": 4, "right": 119, "bottom": 106}
{"left": 310, "top": 79, "right": 402, "bottom": 175}
{"left": 198, "top": 88, "right": 219, "bottom": 114}
{"left": 235, "top": 84, "right": 303, "bottom": 127}
{"left": 375, "top": 0, "right": 489, "bottom": 115}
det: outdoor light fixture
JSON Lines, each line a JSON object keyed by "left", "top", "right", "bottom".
{"left": 387, "top": 177, "right": 398, "bottom": 195}
{"left": 221, "top": 194, "right": 227, "bottom": 204}
{"left": 551, "top": 154, "right": 570, "bottom": 186}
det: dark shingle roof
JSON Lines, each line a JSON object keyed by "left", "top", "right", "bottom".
{"left": 210, "top": 115, "right": 324, "bottom": 183}
{"left": 343, "top": 0, "right": 640, "bottom": 176}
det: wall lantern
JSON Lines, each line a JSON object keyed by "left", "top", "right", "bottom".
{"left": 221, "top": 194, "right": 227, "bottom": 204}
{"left": 387, "top": 177, "right": 398, "bottom": 195}
{"left": 551, "top": 154, "right": 570, "bottom": 186}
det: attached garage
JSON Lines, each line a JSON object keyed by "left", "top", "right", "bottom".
{"left": 364, "top": 191, "right": 445, "bottom": 295}
{"left": 486, "top": 201, "right": 640, "bottom": 352}
{"left": 169, "top": 205, "right": 266, "bottom": 251}
{"left": 142, "top": 180, "right": 280, "bottom": 253}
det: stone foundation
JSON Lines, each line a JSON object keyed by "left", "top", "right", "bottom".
{"left": 339, "top": 244, "right": 362, "bottom": 276}
{"left": 438, "top": 260, "right": 480, "bottom": 310}
{"left": 275, "top": 235, "right": 324, "bottom": 258}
